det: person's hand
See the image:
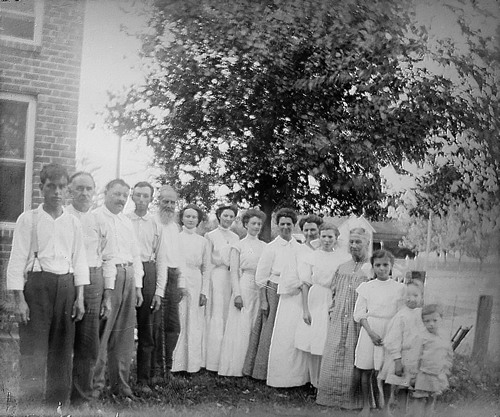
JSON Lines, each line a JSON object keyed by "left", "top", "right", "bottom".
{"left": 368, "top": 330, "right": 383, "bottom": 346}
{"left": 178, "top": 287, "right": 188, "bottom": 302}
{"left": 17, "top": 299, "right": 30, "bottom": 324}
{"left": 234, "top": 295, "right": 243, "bottom": 310}
{"left": 150, "top": 295, "right": 162, "bottom": 312}
{"left": 260, "top": 299, "right": 269, "bottom": 316}
{"left": 135, "top": 287, "right": 144, "bottom": 308}
{"left": 72, "top": 297, "right": 85, "bottom": 321}
{"left": 303, "top": 310, "right": 312, "bottom": 325}
{"left": 394, "top": 358, "right": 404, "bottom": 376}
{"left": 199, "top": 293, "right": 207, "bottom": 307}
{"left": 100, "top": 289, "right": 112, "bottom": 319}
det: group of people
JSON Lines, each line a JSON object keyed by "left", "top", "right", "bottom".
{"left": 6, "top": 163, "right": 453, "bottom": 417}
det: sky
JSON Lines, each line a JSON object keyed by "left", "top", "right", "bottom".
{"left": 76, "top": 0, "right": 160, "bottom": 196}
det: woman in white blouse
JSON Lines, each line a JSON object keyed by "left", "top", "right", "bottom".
{"left": 218, "top": 209, "right": 266, "bottom": 376}
{"left": 204, "top": 205, "right": 240, "bottom": 372}
{"left": 171, "top": 204, "right": 210, "bottom": 373}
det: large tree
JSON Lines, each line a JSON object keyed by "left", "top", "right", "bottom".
{"left": 105, "top": 0, "right": 496, "bottom": 240}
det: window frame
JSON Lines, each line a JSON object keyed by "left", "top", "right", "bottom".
{"left": 0, "top": 92, "right": 36, "bottom": 226}
{"left": 0, "top": 0, "right": 44, "bottom": 47}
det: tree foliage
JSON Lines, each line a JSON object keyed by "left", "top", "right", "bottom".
{"left": 104, "top": 0, "right": 498, "bottom": 239}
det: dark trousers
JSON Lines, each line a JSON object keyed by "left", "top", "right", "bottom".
{"left": 155, "top": 267, "right": 181, "bottom": 374}
{"left": 136, "top": 261, "right": 162, "bottom": 385}
{"left": 93, "top": 265, "right": 136, "bottom": 395}
{"left": 19, "top": 272, "right": 75, "bottom": 406}
{"left": 71, "top": 267, "right": 103, "bottom": 404}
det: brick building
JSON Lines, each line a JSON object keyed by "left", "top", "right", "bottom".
{"left": 0, "top": 1, "right": 86, "bottom": 308}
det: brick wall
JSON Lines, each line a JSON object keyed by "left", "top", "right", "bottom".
{"left": 0, "top": 0, "right": 86, "bottom": 311}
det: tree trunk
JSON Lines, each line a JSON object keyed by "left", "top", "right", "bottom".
{"left": 259, "top": 199, "right": 274, "bottom": 243}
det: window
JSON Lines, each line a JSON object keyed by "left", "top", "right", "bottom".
{"left": 0, "top": 0, "right": 43, "bottom": 45}
{"left": 0, "top": 93, "right": 35, "bottom": 223}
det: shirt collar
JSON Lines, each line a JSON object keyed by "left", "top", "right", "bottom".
{"left": 182, "top": 225, "right": 197, "bottom": 234}
{"left": 275, "top": 235, "right": 297, "bottom": 246}
{"left": 129, "top": 211, "right": 152, "bottom": 221}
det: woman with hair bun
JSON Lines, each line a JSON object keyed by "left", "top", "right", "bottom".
{"left": 218, "top": 209, "right": 266, "bottom": 376}
{"left": 204, "top": 204, "right": 240, "bottom": 372}
{"left": 171, "top": 204, "right": 210, "bottom": 374}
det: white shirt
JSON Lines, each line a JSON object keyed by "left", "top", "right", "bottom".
{"left": 156, "top": 216, "right": 185, "bottom": 291}
{"left": 127, "top": 212, "right": 160, "bottom": 262}
{"left": 7, "top": 205, "right": 90, "bottom": 290}
{"left": 94, "top": 205, "right": 143, "bottom": 289}
{"left": 66, "top": 204, "right": 104, "bottom": 268}
{"left": 254, "top": 235, "right": 301, "bottom": 293}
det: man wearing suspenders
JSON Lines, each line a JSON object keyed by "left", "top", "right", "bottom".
{"left": 7, "top": 163, "right": 89, "bottom": 407}
{"left": 66, "top": 172, "right": 112, "bottom": 405}
{"left": 93, "top": 179, "right": 144, "bottom": 400}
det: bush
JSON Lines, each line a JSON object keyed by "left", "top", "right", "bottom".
{"left": 441, "top": 354, "right": 500, "bottom": 406}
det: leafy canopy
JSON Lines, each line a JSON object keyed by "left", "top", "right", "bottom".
{"left": 105, "top": 0, "right": 495, "bottom": 234}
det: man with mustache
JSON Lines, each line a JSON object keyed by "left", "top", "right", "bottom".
{"left": 92, "top": 179, "right": 144, "bottom": 400}
{"left": 154, "top": 184, "right": 186, "bottom": 381}
{"left": 7, "top": 163, "right": 89, "bottom": 407}
{"left": 67, "top": 172, "right": 112, "bottom": 406}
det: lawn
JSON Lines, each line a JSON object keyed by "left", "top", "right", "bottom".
{"left": 1, "top": 259, "right": 499, "bottom": 417}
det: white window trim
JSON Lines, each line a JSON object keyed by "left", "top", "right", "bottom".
{"left": 0, "top": 92, "right": 36, "bottom": 226}
{"left": 0, "top": 1, "right": 44, "bottom": 46}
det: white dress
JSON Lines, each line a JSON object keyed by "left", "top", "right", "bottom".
{"left": 266, "top": 243, "right": 311, "bottom": 388}
{"left": 295, "top": 249, "right": 346, "bottom": 355}
{"left": 172, "top": 226, "right": 210, "bottom": 373}
{"left": 353, "top": 278, "right": 405, "bottom": 370}
{"left": 204, "top": 226, "right": 240, "bottom": 371}
{"left": 218, "top": 235, "right": 265, "bottom": 376}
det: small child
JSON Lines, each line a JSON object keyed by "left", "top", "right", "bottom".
{"left": 353, "top": 249, "right": 405, "bottom": 417}
{"left": 408, "top": 304, "right": 453, "bottom": 417}
{"left": 378, "top": 280, "right": 426, "bottom": 417}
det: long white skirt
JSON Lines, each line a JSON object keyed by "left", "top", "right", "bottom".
{"left": 267, "top": 292, "right": 310, "bottom": 387}
{"left": 205, "top": 266, "right": 232, "bottom": 372}
{"left": 218, "top": 271, "right": 260, "bottom": 376}
{"left": 294, "top": 285, "right": 332, "bottom": 355}
{"left": 172, "top": 266, "right": 205, "bottom": 373}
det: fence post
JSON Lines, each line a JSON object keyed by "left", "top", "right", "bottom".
{"left": 472, "top": 295, "right": 493, "bottom": 362}
{"left": 405, "top": 270, "right": 426, "bottom": 285}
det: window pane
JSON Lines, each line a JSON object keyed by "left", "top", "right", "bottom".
{"left": 0, "top": 99, "right": 27, "bottom": 159}
{"left": 0, "top": 162, "right": 25, "bottom": 222}
{"left": 0, "top": 0, "right": 35, "bottom": 40}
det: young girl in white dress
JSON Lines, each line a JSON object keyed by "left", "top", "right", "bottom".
{"left": 218, "top": 209, "right": 266, "bottom": 376}
{"left": 378, "top": 280, "right": 425, "bottom": 417}
{"left": 353, "top": 249, "right": 405, "bottom": 417}
{"left": 171, "top": 204, "right": 210, "bottom": 373}
{"left": 295, "top": 222, "right": 345, "bottom": 387}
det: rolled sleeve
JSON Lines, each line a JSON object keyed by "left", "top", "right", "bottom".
{"left": 6, "top": 211, "right": 31, "bottom": 291}
{"left": 72, "top": 219, "right": 90, "bottom": 286}
{"left": 255, "top": 245, "right": 274, "bottom": 287}
{"left": 353, "top": 292, "right": 368, "bottom": 323}
{"left": 102, "top": 260, "right": 117, "bottom": 290}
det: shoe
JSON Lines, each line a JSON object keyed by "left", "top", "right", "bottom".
{"left": 136, "top": 384, "right": 153, "bottom": 395}
{"left": 116, "top": 388, "right": 138, "bottom": 402}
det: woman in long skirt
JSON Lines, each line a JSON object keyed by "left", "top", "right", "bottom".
{"left": 171, "top": 204, "right": 210, "bottom": 373}
{"left": 243, "top": 208, "right": 301, "bottom": 381}
{"left": 316, "top": 227, "right": 372, "bottom": 409}
{"left": 218, "top": 209, "right": 266, "bottom": 376}
{"left": 204, "top": 205, "right": 240, "bottom": 372}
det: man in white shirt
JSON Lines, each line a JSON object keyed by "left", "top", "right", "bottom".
{"left": 7, "top": 163, "right": 89, "bottom": 407}
{"left": 92, "top": 179, "right": 144, "bottom": 400}
{"left": 154, "top": 184, "right": 185, "bottom": 381}
{"left": 127, "top": 181, "right": 163, "bottom": 394}
{"left": 66, "top": 172, "right": 112, "bottom": 405}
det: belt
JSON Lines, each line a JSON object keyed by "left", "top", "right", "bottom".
{"left": 89, "top": 266, "right": 102, "bottom": 272}
{"left": 116, "top": 262, "right": 133, "bottom": 268}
